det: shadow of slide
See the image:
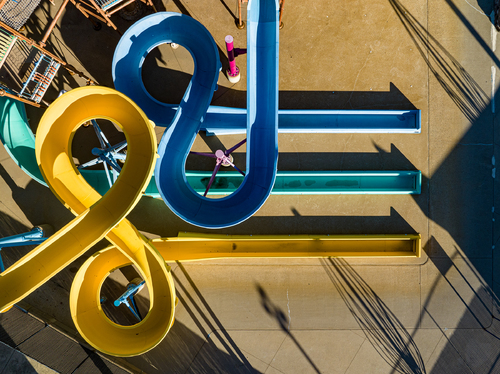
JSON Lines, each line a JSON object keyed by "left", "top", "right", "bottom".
{"left": 321, "top": 258, "right": 426, "bottom": 374}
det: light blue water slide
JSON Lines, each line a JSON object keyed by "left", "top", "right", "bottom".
{"left": 111, "top": 8, "right": 420, "bottom": 135}
{"left": 201, "top": 108, "right": 421, "bottom": 135}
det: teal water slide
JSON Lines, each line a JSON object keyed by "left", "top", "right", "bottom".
{"left": 0, "top": 96, "right": 44, "bottom": 184}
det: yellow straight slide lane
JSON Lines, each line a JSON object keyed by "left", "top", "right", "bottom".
{"left": 154, "top": 233, "right": 421, "bottom": 261}
{"left": 0, "top": 87, "right": 176, "bottom": 357}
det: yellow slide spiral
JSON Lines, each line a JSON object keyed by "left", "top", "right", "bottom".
{"left": 0, "top": 87, "right": 175, "bottom": 356}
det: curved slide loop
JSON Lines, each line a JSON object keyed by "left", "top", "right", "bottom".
{"left": 0, "top": 87, "right": 176, "bottom": 357}
{"left": 113, "top": 2, "right": 280, "bottom": 228}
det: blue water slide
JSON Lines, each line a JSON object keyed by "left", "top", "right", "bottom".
{"left": 114, "top": 4, "right": 280, "bottom": 228}
{"left": 112, "top": 14, "right": 195, "bottom": 128}
{"left": 0, "top": 96, "right": 422, "bottom": 199}
{"left": 113, "top": 17, "right": 420, "bottom": 135}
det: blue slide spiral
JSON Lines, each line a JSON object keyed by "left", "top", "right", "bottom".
{"left": 113, "top": 0, "right": 279, "bottom": 228}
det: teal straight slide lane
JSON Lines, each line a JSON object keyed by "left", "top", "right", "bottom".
{"left": 114, "top": 3, "right": 280, "bottom": 228}
{"left": 186, "top": 171, "right": 422, "bottom": 195}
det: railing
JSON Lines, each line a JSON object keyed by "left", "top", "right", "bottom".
{"left": 18, "top": 53, "right": 60, "bottom": 103}
{"left": 0, "top": 27, "right": 16, "bottom": 69}
{"left": 0, "top": 0, "right": 41, "bottom": 30}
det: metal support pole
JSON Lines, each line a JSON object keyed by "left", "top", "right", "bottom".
{"left": 40, "top": 0, "right": 71, "bottom": 47}
{"left": 114, "top": 279, "right": 145, "bottom": 321}
{"left": 236, "top": 0, "right": 244, "bottom": 29}
{"left": 0, "top": 226, "right": 50, "bottom": 273}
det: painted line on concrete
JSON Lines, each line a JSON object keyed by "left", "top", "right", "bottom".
{"left": 465, "top": 0, "right": 486, "bottom": 15}
{"left": 492, "top": 17, "right": 498, "bottom": 52}
{"left": 492, "top": 66, "right": 496, "bottom": 113}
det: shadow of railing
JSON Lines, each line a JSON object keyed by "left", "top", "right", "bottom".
{"left": 321, "top": 258, "right": 426, "bottom": 374}
{"left": 442, "top": 0, "right": 500, "bottom": 67}
{"left": 420, "top": 238, "right": 500, "bottom": 373}
{"left": 423, "top": 237, "right": 500, "bottom": 333}
{"left": 171, "top": 261, "right": 259, "bottom": 373}
{"left": 389, "top": 0, "right": 489, "bottom": 123}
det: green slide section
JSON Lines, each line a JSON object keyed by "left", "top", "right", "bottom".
{"left": 0, "top": 96, "right": 45, "bottom": 184}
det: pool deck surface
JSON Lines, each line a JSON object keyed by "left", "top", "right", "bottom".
{"left": 1, "top": 0, "right": 500, "bottom": 373}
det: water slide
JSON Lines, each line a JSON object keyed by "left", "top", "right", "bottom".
{"left": 202, "top": 108, "right": 421, "bottom": 135}
{"left": 0, "top": 87, "right": 176, "bottom": 356}
{"left": 114, "top": 6, "right": 280, "bottom": 228}
{"left": 0, "top": 0, "right": 425, "bottom": 357}
{"left": 111, "top": 5, "right": 424, "bottom": 228}
{"left": 0, "top": 5, "right": 422, "bottom": 206}
{"left": 112, "top": 29, "right": 420, "bottom": 134}
{"left": 0, "top": 85, "right": 422, "bottom": 356}
{"left": 154, "top": 232, "right": 421, "bottom": 260}
{"left": 0, "top": 96, "right": 45, "bottom": 184}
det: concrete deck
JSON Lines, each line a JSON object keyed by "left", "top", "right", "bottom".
{"left": 0, "top": 0, "right": 499, "bottom": 372}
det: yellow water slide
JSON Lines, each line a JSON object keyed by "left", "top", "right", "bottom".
{"left": 0, "top": 86, "right": 421, "bottom": 357}
{"left": 155, "top": 232, "right": 421, "bottom": 260}
{"left": 0, "top": 87, "right": 176, "bottom": 356}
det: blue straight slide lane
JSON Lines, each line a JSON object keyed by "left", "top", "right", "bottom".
{"left": 201, "top": 108, "right": 421, "bottom": 135}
